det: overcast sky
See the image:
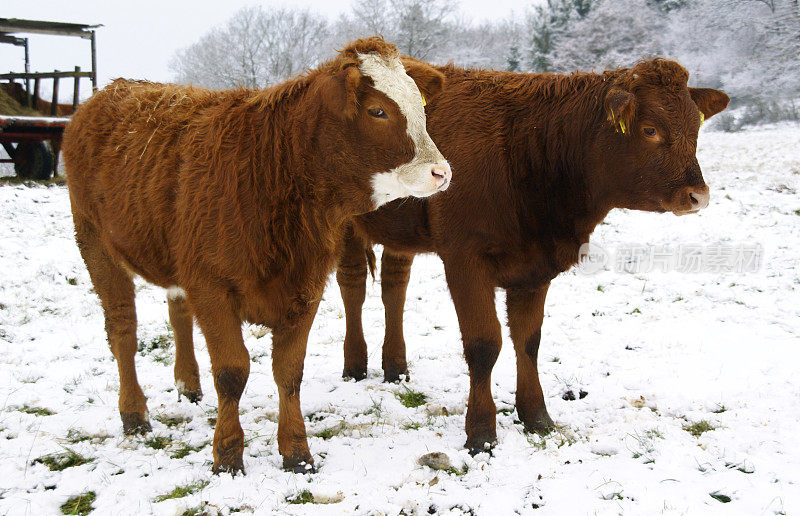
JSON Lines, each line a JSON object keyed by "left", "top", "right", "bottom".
{"left": 2, "top": 0, "right": 530, "bottom": 98}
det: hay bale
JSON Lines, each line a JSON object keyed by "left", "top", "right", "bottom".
{"left": 0, "top": 86, "right": 40, "bottom": 116}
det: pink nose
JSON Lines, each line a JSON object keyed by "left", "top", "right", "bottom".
{"left": 431, "top": 163, "right": 452, "bottom": 191}
{"left": 687, "top": 186, "right": 710, "bottom": 210}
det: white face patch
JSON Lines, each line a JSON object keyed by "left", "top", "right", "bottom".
{"left": 167, "top": 286, "right": 186, "bottom": 301}
{"left": 357, "top": 53, "right": 450, "bottom": 207}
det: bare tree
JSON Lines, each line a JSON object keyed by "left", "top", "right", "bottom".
{"left": 171, "top": 0, "right": 798, "bottom": 126}
{"left": 341, "top": 0, "right": 457, "bottom": 59}
{"left": 171, "top": 6, "right": 329, "bottom": 89}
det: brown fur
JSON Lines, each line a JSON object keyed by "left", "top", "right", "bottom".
{"left": 336, "top": 58, "right": 729, "bottom": 451}
{"left": 62, "top": 37, "right": 445, "bottom": 474}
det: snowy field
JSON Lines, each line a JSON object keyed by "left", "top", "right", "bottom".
{"left": 1, "top": 125, "right": 799, "bottom": 515}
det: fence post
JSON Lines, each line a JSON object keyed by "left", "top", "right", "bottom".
{"left": 73, "top": 66, "right": 81, "bottom": 111}
{"left": 51, "top": 73, "right": 60, "bottom": 116}
{"left": 24, "top": 39, "right": 31, "bottom": 108}
{"left": 33, "top": 78, "right": 40, "bottom": 111}
{"left": 90, "top": 31, "right": 98, "bottom": 92}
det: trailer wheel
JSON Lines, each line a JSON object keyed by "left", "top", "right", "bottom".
{"left": 14, "top": 142, "right": 54, "bottom": 180}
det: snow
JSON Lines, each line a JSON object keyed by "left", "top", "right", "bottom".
{"left": 1, "top": 125, "right": 799, "bottom": 515}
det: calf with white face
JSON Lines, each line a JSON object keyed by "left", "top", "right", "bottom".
{"left": 358, "top": 53, "right": 451, "bottom": 205}
{"left": 62, "top": 37, "right": 453, "bottom": 476}
{"left": 313, "top": 50, "right": 451, "bottom": 211}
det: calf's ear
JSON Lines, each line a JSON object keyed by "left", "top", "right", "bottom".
{"left": 605, "top": 87, "right": 635, "bottom": 135}
{"left": 401, "top": 57, "right": 445, "bottom": 104}
{"left": 321, "top": 65, "right": 367, "bottom": 119}
{"left": 689, "top": 88, "right": 730, "bottom": 120}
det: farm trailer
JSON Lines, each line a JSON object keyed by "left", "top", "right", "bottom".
{"left": 1, "top": 18, "right": 100, "bottom": 179}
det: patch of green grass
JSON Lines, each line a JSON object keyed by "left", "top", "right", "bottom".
{"left": 683, "top": 420, "right": 716, "bottom": 437}
{"left": 712, "top": 404, "right": 727, "bottom": 414}
{"left": 154, "top": 414, "right": 191, "bottom": 428}
{"left": 306, "top": 412, "right": 326, "bottom": 423}
{"left": 60, "top": 491, "right": 95, "bottom": 515}
{"left": 726, "top": 461, "right": 755, "bottom": 474}
{"left": 709, "top": 492, "right": 731, "bottom": 503}
{"left": 181, "top": 505, "right": 217, "bottom": 516}
{"left": 17, "top": 404, "right": 54, "bottom": 416}
{"left": 138, "top": 328, "right": 174, "bottom": 365}
{"left": 447, "top": 465, "right": 469, "bottom": 476}
{"left": 154, "top": 480, "right": 210, "bottom": 502}
{"left": 396, "top": 385, "right": 427, "bottom": 408}
{"left": 65, "top": 429, "right": 107, "bottom": 444}
{"left": 526, "top": 424, "right": 576, "bottom": 450}
{"left": 33, "top": 449, "right": 94, "bottom": 471}
{"left": 286, "top": 490, "right": 315, "bottom": 504}
{"left": 144, "top": 434, "right": 173, "bottom": 450}
{"left": 628, "top": 427, "right": 665, "bottom": 463}
{"left": 794, "top": 209, "right": 800, "bottom": 216}
{"left": 629, "top": 307, "right": 642, "bottom": 314}
{"left": 170, "top": 441, "right": 209, "bottom": 459}
{"left": 402, "top": 421, "right": 422, "bottom": 430}
{"left": 644, "top": 428, "right": 664, "bottom": 440}
{"left": 314, "top": 423, "right": 344, "bottom": 440}
{"left": 365, "top": 397, "right": 384, "bottom": 419}
{"left": 596, "top": 285, "right": 605, "bottom": 292}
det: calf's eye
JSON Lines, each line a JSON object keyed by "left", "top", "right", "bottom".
{"left": 368, "top": 108, "right": 388, "bottom": 119}
{"left": 643, "top": 127, "right": 657, "bottom": 137}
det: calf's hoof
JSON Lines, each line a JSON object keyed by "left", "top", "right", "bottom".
{"left": 382, "top": 364, "right": 410, "bottom": 383}
{"left": 466, "top": 443, "right": 496, "bottom": 457}
{"left": 521, "top": 408, "right": 556, "bottom": 437}
{"left": 465, "top": 432, "right": 497, "bottom": 457}
{"left": 179, "top": 387, "right": 203, "bottom": 404}
{"left": 286, "top": 462, "right": 317, "bottom": 474}
{"left": 212, "top": 449, "right": 245, "bottom": 476}
{"left": 342, "top": 367, "right": 367, "bottom": 381}
{"left": 121, "top": 412, "right": 152, "bottom": 435}
{"left": 283, "top": 454, "right": 315, "bottom": 474}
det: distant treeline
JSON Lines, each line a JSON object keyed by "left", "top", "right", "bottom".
{"left": 171, "top": 0, "right": 800, "bottom": 129}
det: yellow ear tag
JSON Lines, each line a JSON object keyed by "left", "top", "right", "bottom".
{"left": 422, "top": 95, "right": 427, "bottom": 107}
{"left": 619, "top": 120, "right": 627, "bottom": 134}
{"left": 699, "top": 111, "right": 705, "bottom": 126}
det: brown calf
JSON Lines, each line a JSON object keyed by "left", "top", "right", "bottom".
{"left": 62, "top": 37, "right": 451, "bottom": 474}
{"left": 336, "top": 58, "right": 729, "bottom": 453}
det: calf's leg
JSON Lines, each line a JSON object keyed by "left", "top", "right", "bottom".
{"left": 74, "top": 216, "right": 150, "bottom": 434}
{"left": 272, "top": 301, "right": 320, "bottom": 473}
{"left": 168, "top": 292, "right": 202, "bottom": 403}
{"left": 189, "top": 288, "right": 249, "bottom": 475}
{"left": 380, "top": 250, "right": 414, "bottom": 382}
{"left": 337, "top": 230, "right": 369, "bottom": 380}
{"left": 506, "top": 285, "right": 555, "bottom": 436}
{"left": 444, "top": 258, "right": 502, "bottom": 454}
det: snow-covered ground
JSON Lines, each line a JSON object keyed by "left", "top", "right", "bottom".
{"left": 1, "top": 125, "right": 798, "bottom": 515}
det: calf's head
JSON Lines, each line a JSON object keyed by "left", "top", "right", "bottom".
{"left": 313, "top": 37, "right": 451, "bottom": 208}
{"left": 595, "top": 59, "right": 729, "bottom": 215}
